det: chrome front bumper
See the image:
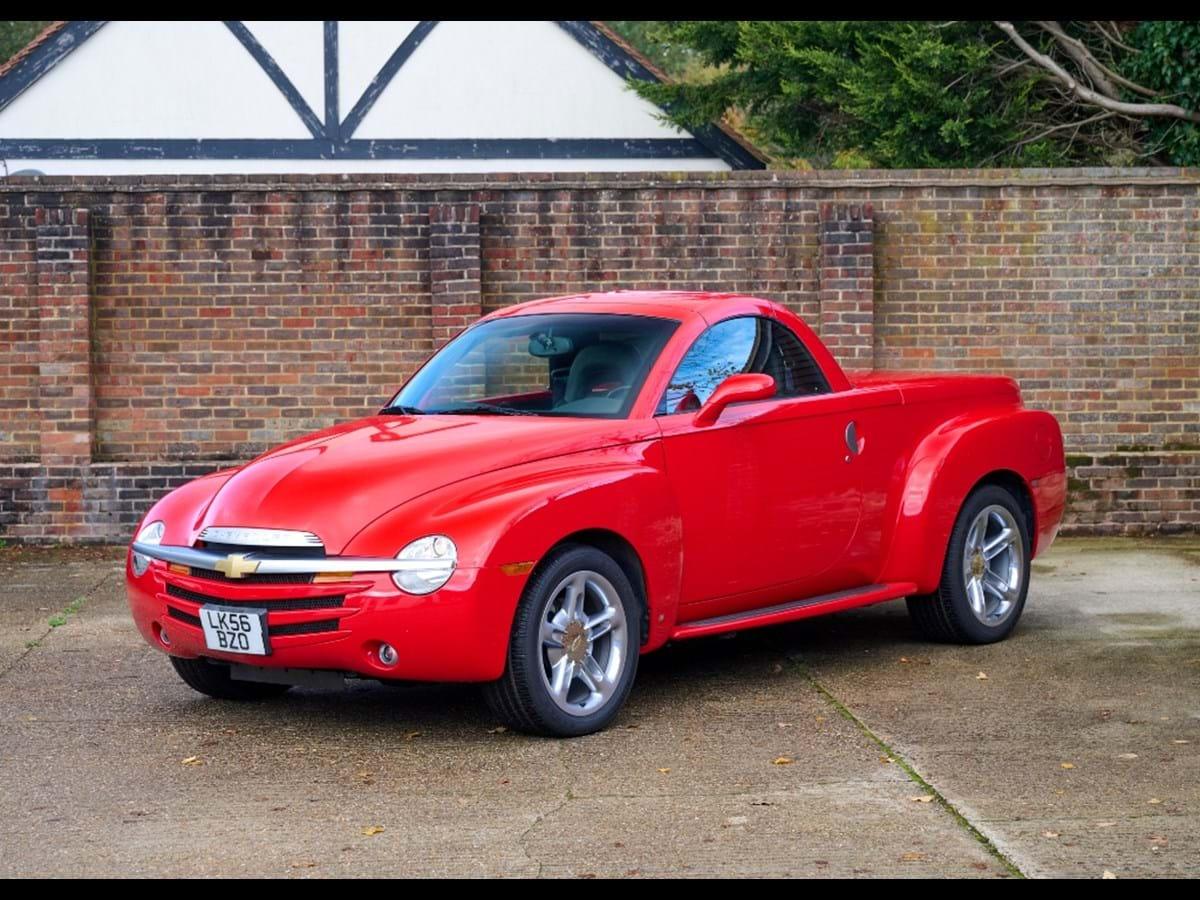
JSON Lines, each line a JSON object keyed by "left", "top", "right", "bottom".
{"left": 130, "top": 542, "right": 454, "bottom": 579}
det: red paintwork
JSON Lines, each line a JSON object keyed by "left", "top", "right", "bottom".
{"left": 126, "top": 291, "right": 1066, "bottom": 682}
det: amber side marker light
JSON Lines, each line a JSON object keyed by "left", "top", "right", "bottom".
{"left": 313, "top": 572, "right": 355, "bottom": 583}
{"left": 168, "top": 563, "right": 189, "bottom": 576}
{"left": 500, "top": 561, "right": 535, "bottom": 576}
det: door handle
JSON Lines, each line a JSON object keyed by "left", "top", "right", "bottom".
{"left": 844, "top": 421, "right": 860, "bottom": 462}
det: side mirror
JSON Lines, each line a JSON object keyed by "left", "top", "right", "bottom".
{"left": 694, "top": 373, "right": 776, "bottom": 427}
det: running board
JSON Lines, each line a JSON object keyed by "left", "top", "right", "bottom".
{"left": 670, "top": 582, "right": 918, "bottom": 641}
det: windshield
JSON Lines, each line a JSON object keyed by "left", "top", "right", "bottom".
{"left": 386, "top": 313, "right": 680, "bottom": 419}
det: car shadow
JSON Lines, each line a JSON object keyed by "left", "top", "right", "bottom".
{"left": 164, "top": 602, "right": 928, "bottom": 738}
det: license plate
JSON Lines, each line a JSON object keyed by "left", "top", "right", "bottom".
{"left": 200, "top": 605, "right": 270, "bottom": 656}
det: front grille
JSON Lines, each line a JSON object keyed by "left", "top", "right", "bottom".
{"left": 188, "top": 567, "right": 314, "bottom": 585}
{"left": 271, "top": 619, "right": 342, "bottom": 636}
{"left": 166, "top": 583, "right": 345, "bottom": 611}
{"left": 167, "top": 606, "right": 202, "bottom": 627}
{"left": 165, "top": 605, "right": 339, "bottom": 636}
{"left": 200, "top": 541, "right": 325, "bottom": 559}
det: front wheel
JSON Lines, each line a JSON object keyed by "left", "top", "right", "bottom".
{"left": 483, "top": 544, "right": 641, "bottom": 737}
{"left": 907, "top": 484, "right": 1031, "bottom": 644}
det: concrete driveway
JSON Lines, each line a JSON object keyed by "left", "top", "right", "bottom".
{"left": 0, "top": 538, "right": 1196, "bottom": 878}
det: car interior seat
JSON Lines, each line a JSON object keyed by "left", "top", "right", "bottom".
{"left": 564, "top": 342, "right": 642, "bottom": 404}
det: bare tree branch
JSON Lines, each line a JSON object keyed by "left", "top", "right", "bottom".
{"left": 995, "top": 21, "right": 1200, "bottom": 123}
{"left": 1103, "top": 20, "right": 1141, "bottom": 55}
{"left": 1036, "top": 21, "right": 1157, "bottom": 98}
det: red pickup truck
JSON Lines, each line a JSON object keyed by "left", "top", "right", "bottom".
{"left": 127, "top": 291, "right": 1066, "bottom": 736}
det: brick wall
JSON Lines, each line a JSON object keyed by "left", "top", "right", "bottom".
{"left": 0, "top": 169, "right": 1196, "bottom": 541}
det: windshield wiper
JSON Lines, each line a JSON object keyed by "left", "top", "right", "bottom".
{"left": 430, "top": 403, "right": 539, "bottom": 416}
{"left": 380, "top": 404, "right": 425, "bottom": 416}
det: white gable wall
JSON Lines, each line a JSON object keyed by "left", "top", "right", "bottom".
{"left": 338, "top": 20, "right": 421, "bottom": 118}
{"left": 0, "top": 21, "right": 312, "bottom": 139}
{"left": 242, "top": 20, "right": 326, "bottom": 122}
{"left": 0, "top": 20, "right": 738, "bottom": 175}
{"left": 355, "top": 21, "right": 688, "bottom": 139}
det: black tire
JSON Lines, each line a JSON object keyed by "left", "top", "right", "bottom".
{"left": 170, "top": 656, "right": 292, "bottom": 701}
{"left": 906, "top": 484, "right": 1032, "bottom": 644}
{"left": 483, "top": 544, "right": 641, "bottom": 737}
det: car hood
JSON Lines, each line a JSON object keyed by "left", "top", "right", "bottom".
{"left": 193, "top": 414, "right": 657, "bottom": 554}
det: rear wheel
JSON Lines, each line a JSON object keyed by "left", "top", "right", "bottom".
{"left": 484, "top": 544, "right": 641, "bottom": 737}
{"left": 907, "top": 484, "right": 1030, "bottom": 644}
{"left": 170, "top": 656, "right": 292, "bottom": 701}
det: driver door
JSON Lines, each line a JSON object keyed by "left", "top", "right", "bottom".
{"left": 656, "top": 316, "right": 864, "bottom": 619}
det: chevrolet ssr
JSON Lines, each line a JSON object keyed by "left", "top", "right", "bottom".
{"left": 127, "top": 291, "right": 1066, "bottom": 736}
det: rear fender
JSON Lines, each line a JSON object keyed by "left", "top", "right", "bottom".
{"left": 879, "top": 407, "right": 1064, "bottom": 592}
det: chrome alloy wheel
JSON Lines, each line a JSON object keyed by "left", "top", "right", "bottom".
{"left": 962, "top": 504, "right": 1025, "bottom": 626}
{"left": 538, "top": 570, "right": 628, "bottom": 716}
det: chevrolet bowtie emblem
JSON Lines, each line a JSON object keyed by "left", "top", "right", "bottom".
{"left": 214, "top": 553, "right": 259, "bottom": 579}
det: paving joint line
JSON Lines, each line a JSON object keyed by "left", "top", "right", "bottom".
{"left": 787, "top": 654, "right": 1026, "bottom": 879}
{"left": 0, "top": 569, "right": 115, "bottom": 681}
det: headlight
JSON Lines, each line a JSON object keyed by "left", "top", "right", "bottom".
{"left": 392, "top": 535, "right": 456, "bottom": 595}
{"left": 131, "top": 520, "right": 165, "bottom": 577}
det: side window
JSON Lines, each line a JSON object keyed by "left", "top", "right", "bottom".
{"left": 765, "top": 320, "right": 830, "bottom": 397}
{"left": 656, "top": 316, "right": 830, "bottom": 415}
{"left": 657, "top": 317, "right": 757, "bottom": 415}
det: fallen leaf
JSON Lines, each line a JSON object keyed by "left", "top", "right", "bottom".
{"left": 1060, "top": 762, "right": 1075, "bottom": 769}
{"left": 404, "top": 731, "right": 422, "bottom": 741}
{"left": 1041, "top": 830, "right": 1060, "bottom": 839}
{"left": 291, "top": 861, "right": 317, "bottom": 869}
{"left": 772, "top": 663, "right": 783, "bottom": 674}
{"left": 900, "top": 851, "right": 926, "bottom": 862}
{"left": 900, "top": 656, "right": 911, "bottom": 664}
{"left": 486, "top": 726, "right": 507, "bottom": 734}
{"left": 777, "top": 722, "right": 794, "bottom": 729}
{"left": 361, "top": 826, "right": 385, "bottom": 836}
{"left": 971, "top": 862, "right": 988, "bottom": 871}
{"left": 1102, "top": 871, "right": 1117, "bottom": 880}
{"left": 1117, "top": 753, "right": 1139, "bottom": 760}
{"left": 772, "top": 756, "right": 794, "bottom": 766}
{"left": 657, "top": 767, "right": 671, "bottom": 774}
{"left": 181, "top": 756, "right": 203, "bottom": 767}
{"left": 976, "top": 672, "right": 989, "bottom": 680}
{"left": 910, "top": 795, "right": 935, "bottom": 803}
{"left": 625, "top": 724, "right": 639, "bottom": 730}
{"left": 1148, "top": 798, "right": 1162, "bottom": 805}
{"left": 1172, "top": 739, "right": 1191, "bottom": 745}
{"left": 1096, "top": 821, "right": 1117, "bottom": 828}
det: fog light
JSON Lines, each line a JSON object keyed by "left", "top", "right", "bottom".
{"left": 159, "top": 627, "right": 171, "bottom": 647}
{"left": 378, "top": 643, "right": 398, "bottom": 667}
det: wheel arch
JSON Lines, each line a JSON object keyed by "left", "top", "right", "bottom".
{"left": 539, "top": 528, "right": 650, "bottom": 646}
{"left": 879, "top": 407, "right": 1056, "bottom": 593}
{"left": 969, "top": 469, "right": 1036, "bottom": 550}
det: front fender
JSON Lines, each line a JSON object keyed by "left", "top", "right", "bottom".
{"left": 879, "top": 407, "right": 1064, "bottom": 592}
{"left": 343, "top": 438, "right": 682, "bottom": 652}
{"left": 131, "top": 468, "right": 239, "bottom": 548}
